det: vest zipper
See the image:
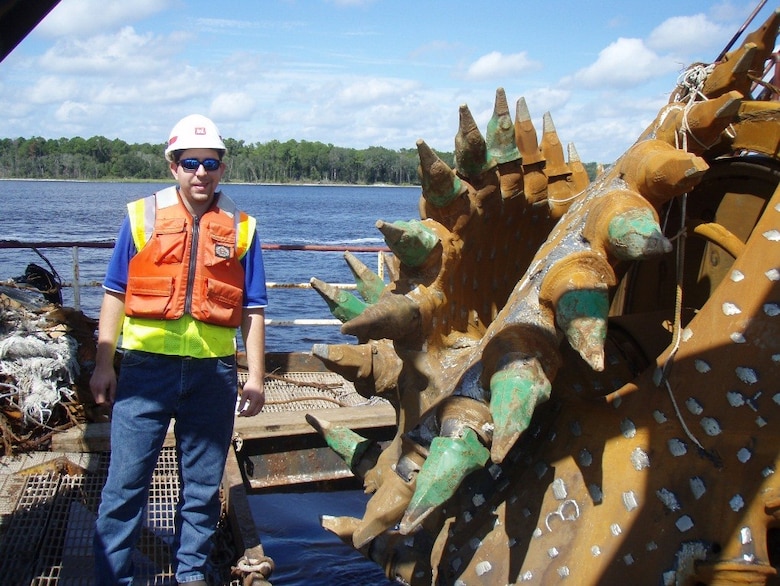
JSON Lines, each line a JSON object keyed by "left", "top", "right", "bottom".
{"left": 184, "top": 216, "right": 200, "bottom": 316}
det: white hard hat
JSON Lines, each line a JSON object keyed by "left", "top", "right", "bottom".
{"left": 164, "top": 114, "right": 227, "bottom": 162}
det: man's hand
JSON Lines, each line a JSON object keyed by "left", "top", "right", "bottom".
{"left": 237, "top": 380, "right": 265, "bottom": 416}
{"left": 90, "top": 363, "right": 117, "bottom": 406}
{"left": 90, "top": 291, "right": 125, "bottom": 406}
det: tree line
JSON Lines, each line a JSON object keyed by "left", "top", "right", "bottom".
{"left": 0, "top": 135, "right": 598, "bottom": 185}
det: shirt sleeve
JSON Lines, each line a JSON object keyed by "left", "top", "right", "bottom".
{"left": 241, "top": 227, "right": 268, "bottom": 308}
{"left": 103, "top": 216, "right": 136, "bottom": 294}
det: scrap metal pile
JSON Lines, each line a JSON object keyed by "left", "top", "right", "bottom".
{"left": 309, "top": 9, "right": 780, "bottom": 585}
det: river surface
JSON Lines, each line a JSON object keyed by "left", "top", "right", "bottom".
{"left": 0, "top": 179, "right": 420, "bottom": 352}
{"left": 0, "top": 179, "right": 419, "bottom": 585}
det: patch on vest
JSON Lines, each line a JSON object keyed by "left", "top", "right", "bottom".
{"left": 215, "top": 244, "right": 232, "bottom": 259}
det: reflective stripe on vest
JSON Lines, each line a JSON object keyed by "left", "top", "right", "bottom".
{"left": 128, "top": 187, "right": 255, "bottom": 261}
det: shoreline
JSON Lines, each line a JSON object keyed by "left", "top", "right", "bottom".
{"left": 0, "top": 177, "right": 419, "bottom": 188}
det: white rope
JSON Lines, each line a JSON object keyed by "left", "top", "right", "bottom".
{"left": 676, "top": 64, "right": 715, "bottom": 101}
{"left": 237, "top": 555, "right": 273, "bottom": 574}
{"left": 0, "top": 330, "right": 79, "bottom": 425}
{"left": 655, "top": 124, "right": 705, "bottom": 450}
{"left": 548, "top": 190, "right": 585, "bottom": 206}
{"left": 673, "top": 63, "right": 736, "bottom": 150}
{"left": 656, "top": 103, "right": 683, "bottom": 131}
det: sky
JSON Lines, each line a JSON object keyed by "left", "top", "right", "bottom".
{"left": 0, "top": 0, "right": 777, "bottom": 164}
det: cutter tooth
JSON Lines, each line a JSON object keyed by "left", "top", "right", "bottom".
{"left": 305, "top": 414, "right": 380, "bottom": 478}
{"left": 556, "top": 288, "right": 609, "bottom": 371}
{"left": 515, "top": 98, "right": 548, "bottom": 206}
{"left": 489, "top": 354, "right": 552, "bottom": 463}
{"left": 486, "top": 87, "right": 521, "bottom": 166}
{"left": 341, "top": 292, "right": 421, "bottom": 342}
{"left": 376, "top": 219, "right": 441, "bottom": 268}
{"left": 540, "top": 252, "right": 616, "bottom": 371}
{"left": 540, "top": 112, "right": 570, "bottom": 179}
{"left": 455, "top": 104, "right": 493, "bottom": 179}
{"left": 311, "top": 343, "right": 373, "bottom": 381}
{"left": 743, "top": 8, "right": 780, "bottom": 60}
{"left": 417, "top": 138, "right": 469, "bottom": 209}
{"left": 618, "top": 139, "right": 708, "bottom": 208}
{"left": 320, "top": 515, "right": 362, "bottom": 547}
{"left": 514, "top": 97, "right": 544, "bottom": 165}
{"left": 582, "top": 189, "right": 672, "bottom": 261}
{"left": 352, "top": 456, "right": 419, "bottom": 548}
{"left": 740, "top": 8, "right": 780, "bottom": 97}
{"left": 344, "top": 250, "right": 385, "bottom": 304}
{"left": 417, "top": 138, "right": 475, "bottom": 233}
{"left": 703, "top": 42, "right": 757, "bottom": 99}
{"left": 489, "top": 88, "right": 524, "bottom": 200}
{"left": 542, "top": 112, "right": 577, "bottom": 219}
{"left": 399, "top": 427, "right": 489, "bottom": 535}
{"left": 567, "top": 142, "right": 591, "bottom": 193}
{"left": 310, "top": 277, "right": 367, "bottom": 322}
{"left": 607, "top": 206, "right": 672, "bottom": 260}
{"left": 656, "top": 90, "right": 743, "bottom": 154}
{"left": 312, "top": 342, "right": 388, "bottom": 399}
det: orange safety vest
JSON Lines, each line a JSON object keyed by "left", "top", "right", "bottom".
{"left": 124, "top": 186, "right": 255, "bottom": 328}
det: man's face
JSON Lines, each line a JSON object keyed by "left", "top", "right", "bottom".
{"left": 170, "top": 148, "right": 225, "bottom": 214}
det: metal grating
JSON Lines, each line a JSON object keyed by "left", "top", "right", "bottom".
{"left": 246, "top": 370, "right": 385, "bottom": 412}
{"left": 0, "top": 449, "right": 182, "bottom": 586}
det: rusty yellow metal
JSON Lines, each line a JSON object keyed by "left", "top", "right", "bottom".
{"left": 309, "top": 8, "right": 780, "bottom": 585}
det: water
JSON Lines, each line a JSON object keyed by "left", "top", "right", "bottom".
{"left": 252, "top": 491, "right": 393, "bottom": 585}
{"left": 0, "top": 180, "right": 418, "bottom": 585}
{"left": 0, "top": 180, "right": 421, "bottom": 352}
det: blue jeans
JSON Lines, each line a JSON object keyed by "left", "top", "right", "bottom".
{"left": 94, "top": 350, "right": 238, "bottom": 585}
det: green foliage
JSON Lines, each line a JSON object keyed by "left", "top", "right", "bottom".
{"left": 0, "top": 135, "right": 600, "bottom": 185}
{"left": 0, "top": 135, "right": 443, "bottom": 185}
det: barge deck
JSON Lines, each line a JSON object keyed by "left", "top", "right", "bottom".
{"left": 0, "top": 352, "right": 396, "bottom": 585}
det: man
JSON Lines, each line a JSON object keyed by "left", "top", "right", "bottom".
{"left": 90, "top": 114, "right": 267, "bottom": 585}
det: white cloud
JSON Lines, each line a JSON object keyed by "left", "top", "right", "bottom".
{"left": 5, "top": 0, "right": 774, "bottom": 165}
{"left": 465, "top": 51, "right": 540, "bottom": 81}
{"left": 647, "top": 14, "right": 728, "bottom": 56}
{"left": 54, "top": 101, "right": 103, "bottom": 125}
{"left": 38, "top": 27, "right": 173, "bottom": 76}
{"left": 36, "top": 0, "right": 174, "bottom": 37}
{"left": 515, "top": 88, "right": 572, "bottom": 118}
{"left": 570, "top": 38, "right": 677, "bottom": 89}
{"left": 210, "top": 92, "right": 256, "bottom": 121}
{"left": 337, "top": 78, "right": 420, "bottom": 106}
{"left": 28, "top": 75, "right": 82, "bottom": 104}
{"left": 91, "top": 70, "right": 207, "bottom": 105}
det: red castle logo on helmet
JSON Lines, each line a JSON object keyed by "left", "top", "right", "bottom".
{"left": 194, "top": 127, "right": 207, "bottom": 135}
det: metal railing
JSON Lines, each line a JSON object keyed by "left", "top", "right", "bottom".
{"left": 0, "top": 239, "right": 390, "bottom": 328}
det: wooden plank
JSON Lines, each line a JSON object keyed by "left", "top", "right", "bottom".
{"left": 232, "top": 403, "right": 396, "bottom": 439}
{"left": 51, "top": 421, "right": 175, "bottom": 453}
{"left": 52, "top": 403, "right": 397, "bottom": 452}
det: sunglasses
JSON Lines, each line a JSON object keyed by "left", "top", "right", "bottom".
{"left": 178, "top": 158, "right": 222, "bottom": 171}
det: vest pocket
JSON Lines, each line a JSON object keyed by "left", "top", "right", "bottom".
{"left": 153, "top": 218, "right": 187, "bottom": 264}
{"left": 126, "top": 275, "right": 175, "bottom": 317}
{"left": 205, "top": 224, "right": 236, "bottom": 267}
{"left": 202, "top": 278, "right": 242, "bottom": 326}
